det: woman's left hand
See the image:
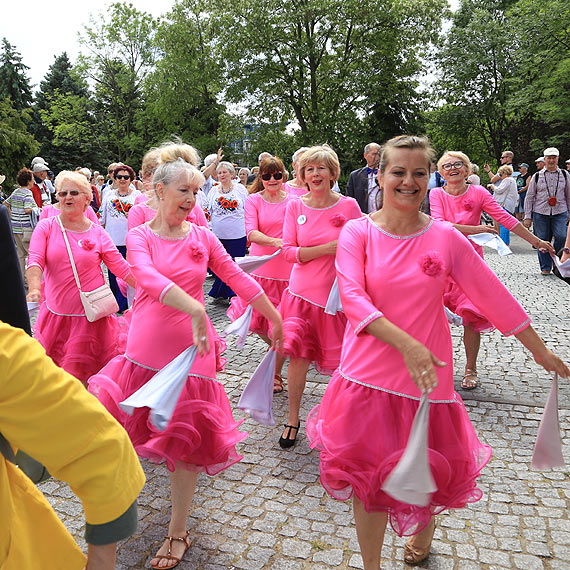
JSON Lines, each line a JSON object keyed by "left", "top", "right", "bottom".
{"left": 533, "top": 349, "right": 570, "bottom": 378}
{"left": 535, "top": 239, "right": 555, "bottom": 254}
{"left": 270, "top": 317, "right": 284, "bottom": 352}
{"left": 402, "top": 341, "right": 446, "bottom": 393}
{"left": 191, "top": 308, "right": 210, "bottom": 356}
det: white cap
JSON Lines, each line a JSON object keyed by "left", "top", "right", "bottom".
{"left": 535, "top": 157, "right": 545, "bottom": 163}
{"left": 543, "top": 147, "right": 559, "bottom": 157}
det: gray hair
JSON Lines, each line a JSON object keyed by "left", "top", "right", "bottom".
{"left": 258, "top": 152, "right": 272, "bottom": 163}
{"left": 153, "top": 158, "right": 205, "bottom": 191}
{"left": 470, "top": 163, "right": 480, "bottom": 175}
{"left": 364, "top": 142, "right": 381, "bottom": 154}
{"left": 204, "top": 153, "right": 218, "bottom": 167}
{"left": 239, "top": 167, "right": 250, "bottom": 176}
{"left": 216, "top": 161, "right": 235, "bottom": 175}
{"left": 292, "top": 147, "right": 309, "bottom": 165}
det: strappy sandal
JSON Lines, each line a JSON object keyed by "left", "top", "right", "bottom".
{"left": 279, "top": 422, "right": 300, "bottom": 449}
{"left": 404, "top": 519, "right": 436, "bottom": 565}
{"left": 461, "top": 368, "right": 479, "bottom": 390}
{"left": 150, "top": 530, "right": 191, "bottom": 569}
{"left": 273, "top": 374, "right": 284, "bottom": 394}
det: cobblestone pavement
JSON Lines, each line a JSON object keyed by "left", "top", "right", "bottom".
{"left": 39, "top": 235, "right": 570, "bottom": 569}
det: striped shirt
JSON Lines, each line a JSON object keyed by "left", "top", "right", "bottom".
{"left": 6, "top": 188, "right": 35, "bottom": 233}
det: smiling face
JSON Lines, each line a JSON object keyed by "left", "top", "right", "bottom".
{"left": 439, "top": 154, "right": 469, "bottom": 184}
{"left": 378, "top": 148, "right": 430, "bottom": 211}
{"left": 115, "top": 169, "right": 131, "bottom": 191}
{"left": 304, "top": 162, "right": 333, "bottom": 192}
{"left": 157, "top": 171, "right": 198, "bottom": 222}
{"left": 238, "top": 170, "right": 248, "bottom": 185}
{"left": 544, "top": 155, "right": 559, "bottom": 171}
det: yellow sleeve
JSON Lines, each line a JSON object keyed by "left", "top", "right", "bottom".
{"left": 0, "top": 321, "right": 145, "bottom": 525}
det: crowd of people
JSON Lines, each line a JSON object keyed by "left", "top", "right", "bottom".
{"left": 1, "top": 136, "right": 570, "bottom": 570}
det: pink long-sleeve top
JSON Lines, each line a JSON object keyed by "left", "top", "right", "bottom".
{"left": 282, "top": 195, "right": 361, "bottom": 307}
{"left": 429, "top": 184, "right": 519, "bottom": 257}
{"left": 39, "top": 204, "right": 100, "bottom": 224}
{"left": 336, "top": 217, "right": 531, "bottom": 402}
{"left": 128, "top": 202, "right": 209, "bottom": 231}
{"left": 27, "top": 217, "right": 131, "bottom": 316}
{"left": 125, "top": 223, "right": 263, "bottom": 375}
{"left": 245, "top": 192, "right": 296, "bottom": 280}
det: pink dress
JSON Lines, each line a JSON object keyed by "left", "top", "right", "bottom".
{"left": 227, "top": 192, "right": 296, "bottom": 335}
{"left": 429, "top": 185, "right": 520, "bottom": 332}
{"left": 27, "top": 217, "right": 131, "bottom": 382}
{"left": 39, "top": 204, "right": 100, "bottom": 224}
{"left": 307, "top": 217, "right": 531, "bottom": 536}
{"left": 283, "top": 182, "right": 307, "bottom": 197}
{"left": 279, "top": 195, "right": 361, "bottom": 373}
{"left": 88, "top": 223, "right": 264, "bottom": 474}
{"left": 128, "top": 201, "right": 209, "bottom": 231}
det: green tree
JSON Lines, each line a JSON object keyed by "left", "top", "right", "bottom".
{"left": 30, "top": 53, "right": 99, "bottom": 170}
{"left": 0, "top": 99, "right": 39, "bottom": 188}
{"left": 213, "top": 0, "right": 446, "bottom": 169}
{"left": 78, "top": 2, "right": 157, "bottom": 166}
{"left": 0, "top": 39, "right": 33, "bottom": 111}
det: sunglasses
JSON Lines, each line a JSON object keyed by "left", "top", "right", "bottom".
{"left": 441, "top": 161, "right": 464, "bottom": 171}
{"left": 260, "top": 172, "right": 283, "bottom": 181}
{"left": 57, "top": 190, "right": 81, "bottom": 197}
{"left": 115, "top": 174, "right": 130, "bottom": 180}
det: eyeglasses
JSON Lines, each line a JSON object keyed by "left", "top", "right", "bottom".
{"left": 500, "top": 155, "right": 509, "bottom": 159}
{"left": 115, "top": 174, "right": 130, "bottom": 180}
{"left": 440, "top": 161, "right": 464, "bottom": 171}
{"left": 260, "top": 172, "right": 284, "bottom": 181}
{"left": 57, "top": 190, "right": 80, "bottom": 197}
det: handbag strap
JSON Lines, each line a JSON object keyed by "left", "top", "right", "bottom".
{"left": 56, "top": 216, "right": 83, "bottom": 293}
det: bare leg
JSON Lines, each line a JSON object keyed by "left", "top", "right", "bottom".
{"left": 86, "top": 543, "right": 116, "bottom": 570}
{"left": 283, "top": 357, "right": 310, "bottom": 433}
{"left": 404, "top": 517, "right": 436, "bottom": 564}
{"left": 462, "top": 325, "right": 480, "bottom": 389}
{"left": 150, "top": 463, "right": 198, "bottom": 568}
{"left": 353, "top": 496, "right": 388, "bottom": 570}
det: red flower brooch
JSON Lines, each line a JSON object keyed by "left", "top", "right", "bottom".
{"left": 330, "top": 213, "right": 347, "bottom": 227}
{"left": 463, "top": 198, "right": 473, "bottom": 212}
{"left": 418, "top": 251, "right": 446, "bottom": 277}
{"left": 79, "top": 239, "right": 95, "bottom": 251}
{"left": 188, "top": 243, "right": 206, "bottom": 261}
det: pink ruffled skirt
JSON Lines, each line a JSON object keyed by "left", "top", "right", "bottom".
{"left": 443, "top": 279, "right": 494, "bottom": 333}
{"left": 307, "top": 371, "right": 492, "bottom": 536}
{"left": 34, "top": 305, "right": 127, "bottom": 383}
{"left": 227, "top": 276, "right": 288, "bottom": 336}
{"left": 278, "top": 289, "right": 346, "bottom": 375}
{"left": 88, "top": 356, "right": 246, "bottom": 474}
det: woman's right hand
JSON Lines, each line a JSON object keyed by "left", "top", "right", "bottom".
{"left": 533, "top": 349, "right": 570, "bottom": 378}
{"left": 402, "top": 341, "right": 446, "bottom": 393}
{"left": 272, "top": 238, "right": 283, "bottom": 249}
{"left": 323, "top": 240, "right": 338, "bottom": 255}
{"left": 191, "top": 307, "right": 210, "bottom": 356}
{"left": 471, "top": 225, "right": 498, "bottom": 235}
{"left": 26, "top": 289, "right": 41, "bottom": 303}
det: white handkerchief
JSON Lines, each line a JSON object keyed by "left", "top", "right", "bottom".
{"left": 468, "top": 233, "right": 512, "bottom": 256}
{"left": 238, "top": 349, "right": 277, "bottom": 426}
{"left": 27, "top": 301, "right": 40, "bottom": 316}
{"left": 324, "top": 277, "right": 343, "bottom": 315}
{"left": 222, "top": 305, "right": 253, "bottom": 349}
{"left": 382, "top": 392, "right": 437, "bottom": 506}
{"left": 235, "top": 250, "right": 282, "bottom": 274}
{"left": 120, "top": 346, "right": 197, "bottom": 431}
{"left": 552, "top": 254, "right": 570, "bottom": 278}
{"left": 444, "top": 306, "right": 463, "bottom": 326}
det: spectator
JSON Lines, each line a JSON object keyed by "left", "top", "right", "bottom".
{"left": 467, "top": 164, "right": 480, "bottom": 185}
{"left": 535, "top": 156, "right": 545, "bottom": 171}
{"left": 484, "top": 150, "right": 514, "bottom": 183}
{"left": 565, "top": 158, "right": 570, "bottom": 172}
{"left": 515, "top": 163, "right": 531, "bottom": 220}
{"left": 346, "top": 142, "right": 382, "bottom": 213}
{"left": 523, "top": 147, "right": 570, "bottom": 275}
{"left": 30, "top": 161, "right": 51, "bottom": 207}
{"left": 247, "top": 152, "right": 272, "bottom": 185}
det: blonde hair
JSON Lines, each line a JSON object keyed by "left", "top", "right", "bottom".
{"left": 436, "top": 151, "right": 472, "bottom": 176}
{"left": 297, "top": 145, "right": 340, "bottom": 188}
{"left": 153, "top": 158, "right": 205, "bottom": 191}
{"left": 158, "top": 141, "right": 200, "bottom": 167}
{"left": 141, "top": 147, "right": 161, "bottom": 179}
{"left": 54, "top": 171, "right": 92, "bottom": 208}
{"left": 380, "top": 135, "right": 435, "bottom": 174}
{"left": 498, "top": 165, "right": 513, "bottom": 177}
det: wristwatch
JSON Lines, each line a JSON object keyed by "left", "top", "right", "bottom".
{"left": 562, "top": 247, "right": 570, "bottom": 254}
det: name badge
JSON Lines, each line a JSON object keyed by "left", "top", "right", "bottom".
{"left": 297, "top": 215, "right": 307, "bottom": 225}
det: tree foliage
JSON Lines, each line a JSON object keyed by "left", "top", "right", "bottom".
{"left": 0, "top": 39, "right": 33, "bottom": 111}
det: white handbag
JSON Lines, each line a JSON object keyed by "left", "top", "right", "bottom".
{"left": 57, "top": 217, "right": 118, "bottom": 322}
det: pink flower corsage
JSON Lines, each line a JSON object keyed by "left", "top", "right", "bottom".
{"left": 79, "top": 239, "right": 95, "bottom": 251}
{"left": 418, "top": 251, "right": 446, "bottom": 277}
{"left": 463, "top": 198, "right": 473, "bottom": 212}
{"left": 330, "top": 213, "right": 347, "bottom": 228}
{"left": 188, "top": 242, "right": 206, "bottom": 261}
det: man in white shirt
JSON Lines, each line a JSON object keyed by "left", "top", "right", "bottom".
{"left": 346, "top": 143, "right": 382, "bottom": 213}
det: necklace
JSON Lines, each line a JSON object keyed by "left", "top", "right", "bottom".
{"left": 117, "top": 190, "right": 130, "bottom": 197}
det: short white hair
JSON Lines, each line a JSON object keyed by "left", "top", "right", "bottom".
{"left": 204, "top": 153, "right": 218, "bottom": 167}
{"left": 216, "top": 161, "right": 235, "bottom": 176}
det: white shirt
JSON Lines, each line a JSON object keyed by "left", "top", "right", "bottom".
{"left": 367, "top": 169, "right": 380, "bottom": 213}
{"left": 206, "top": 183, "right": 248, "bottom": 239}
{"left": 100, "top": 188, "right": 142, "bottom": 245}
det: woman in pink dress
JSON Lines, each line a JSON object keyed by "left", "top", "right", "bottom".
{"left": 26, "top": 171, "right": 135, "bottom": 384}
{"left": 227, "top": 156, "right": 296, "bottom": 393}
{"left": 278, "top": 145, "right": 362, "bottom": 448}
{"left": 88, "top": 158, "right": 283, "bottom": 569}
{"left": 39, "top": 200, "right": 100, "bottom": 224}
{"left": 282, "top": 146, "right": 309, "bottom": 197}
{"left": 430, "top": 151, "right": 555, "bottom": 389}
{"left": 307, "top": 135, "right": 569, "bottom": 569}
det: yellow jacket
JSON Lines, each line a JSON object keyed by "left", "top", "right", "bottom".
{"left": 0, "top": 322, "right": 145, "bottom": 569}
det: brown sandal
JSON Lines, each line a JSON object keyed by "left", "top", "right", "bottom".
{"left": 273, "top": 374, "right": 284, "bottom": 394}
{"left": 150, "top": 531, "right": 191, "bottom": 569}
{"left": 404, "top": 519, "right": 436, "bottom": 565}
{"left": 461, "top": 368, "right": 479, "bottom": 390}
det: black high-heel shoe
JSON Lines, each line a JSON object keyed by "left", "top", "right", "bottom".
{"left": 279, "top": 422, "right": 300, "bottom": 449}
